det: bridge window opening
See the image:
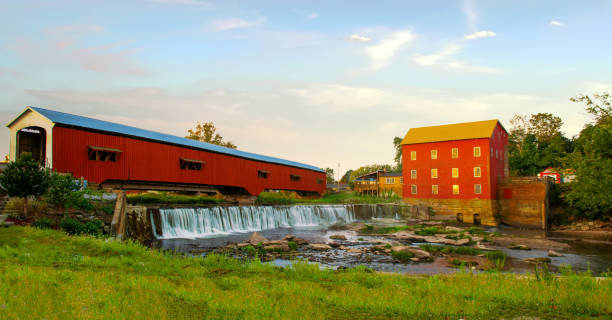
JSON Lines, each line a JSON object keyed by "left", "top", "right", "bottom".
{"left": 258, "top": 170, "right": 269, "bottom": 179}
{"left": 180, "top": 158, "right": 204, "bottom": 170}
{"left": 290, "top": 174, "right": 301, "bottom": 182}
{"left": 17, "top": 126, "right": 46, "bottom": 164}
{"left": 473, "top": 214, "right": 481, "bottom": 225}
{"left": 316, "top": 178, "right": 323, "bottom": 184}
{"left": 88, "top": 146, "right": 121, "bottom": 162}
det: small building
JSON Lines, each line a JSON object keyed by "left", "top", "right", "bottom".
{"left": 354, "top": 170, "right": 402, "bottom": 197}
{"left": 401, "top": 119, "right": 509, "bottom": 226}
{"left": 353, "top": 170, "right": 384, "bottom": 195}
{"left": 538, "top": 167, "right": 575, "bottom": 184}
{"left": 538, "top": 167, "right": 561, "bottom": 183}
{"left": 379, "top": 172, "right": 403, "bottom": 197}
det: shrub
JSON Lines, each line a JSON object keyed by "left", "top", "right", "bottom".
{"left": 485, "top": 250, "right": 508, "bottom": 261}
{"left": 256, "top": 192, "right": 296, "bottom": 205}
{"left": 415, "top": 226, "right": 440, "bottom": 236}
{"left": 243, "top": 245, "right": 257, "bottom": 257}
{"left": 466, "top": 226, "right": 485, "bottom": 235}
{"left": 288, "top": 241, "right": 298, "bottom": 251}
{"left": 46, "top": 173, "right": 81, "bottom": 208}
{"left": 33, "top": 217, "right": 53, "bottom": 229}
{"left": 61, "top": 217, "right": 86, "bottom": 235}
{"left": 127, "top": 193, "right": 221, "bottom": 206}
{"left": 84, "top": 219, "right": 104, "bottom": 236}
{"left": 391, "top": 251, "right": 414, "bottom": 262}
{"left": 0, "top": 153, "right": 50, "bottom": 217}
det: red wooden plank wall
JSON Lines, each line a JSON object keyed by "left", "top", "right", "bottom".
{"left": 52, "top": 126, "right": 325, "bottom": 195}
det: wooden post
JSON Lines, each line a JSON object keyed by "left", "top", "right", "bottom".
{"left": 110, "top": 191, "right": 127, "bottom": 239}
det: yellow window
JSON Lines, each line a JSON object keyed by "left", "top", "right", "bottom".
{"left": 400, "top": 177, "right": 404, "bottom": 184}
{"left": 432, "top": 184, "right": 438, "bottom": 195}
{"left": 474, "top": 167, "right": 481, "bottom": 177}
{"left": 452, "top": 148, "right": 459, "bottom": 159}
{"left": 411, "top": 170, "right": 417, "bottom": 179}
{"left": 431, "top": 149, "right": 437, "bottom": 159}
{"left": 474, "top": 146, "right": 481, "bottom": 157}
{"left": 474, "top": 184, "right": 482, "bottom": 194}
{"left": 410, "top": 151, "right": 416, "bottom": 160}
{"left": 431, "top": 168, "right": 438, "bottom": 178}
{"left": 452, "top": 168, "right": 459, "bottom": 178}
{"left": 411, "top": 184, "right": 417, "bottom": 194}
{"left": 452, "top": 184, "right": 460, "bottom": 194}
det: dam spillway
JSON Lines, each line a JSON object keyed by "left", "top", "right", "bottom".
{"left": 152, "top": 205, "right": 358, "bottom": 239}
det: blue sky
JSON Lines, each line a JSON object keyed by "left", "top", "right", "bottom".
{"left": 1, "top": 0, "right": 611, "bottom": 173}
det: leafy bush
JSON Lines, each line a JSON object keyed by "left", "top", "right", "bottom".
{"left": 256, "top": 192, "right": 297, "bottom": 205}
{"left": 288, "top": 241, "right": 298, "bottom": 251}
{"left": 485, "top": 250, "right": 508, "bottom": 261}
{"left": 0, "top": 153, "right": 50, "bottom": 217}
{"left": 415, "top": 226, "right": 441, "bottom": 236}
{"left": 127, "top": 193, "right": 222, "bottom": 206}
{"left": 84, "top": 219, "right": 104, "bottom": 236}
{"left": 61, "top": 217, "right": 86, "bottom": 235}
{"left": 391, "top": 251, "right": 414, "bottom": 262}
{"left": 60, "top": 217, "right": 103, "bottom": 236}
{"left": 466, "top": 226, "right": 485, "bottom": 235}
{"left": 33, "top": 217, "right": 53, "bottom": 229}
{"left": 46, "top": 173, "right": 81, "bottom": 207}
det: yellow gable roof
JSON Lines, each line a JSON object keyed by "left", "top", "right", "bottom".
{"left": 401, "top": 119, "right": 502, "bottom": 145}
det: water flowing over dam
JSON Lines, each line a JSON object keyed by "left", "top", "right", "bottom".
{"left": 152, "top": 205, "right": 360, "bottom": 239}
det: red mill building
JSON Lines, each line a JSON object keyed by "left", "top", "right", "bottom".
{"left": 401, "top": 119, "right": 550, "bottom": 229}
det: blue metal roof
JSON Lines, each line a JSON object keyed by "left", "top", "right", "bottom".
{"left": 29, "top": 107, "right": 324, "bottom": 173}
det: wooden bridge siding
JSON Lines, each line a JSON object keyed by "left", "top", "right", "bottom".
{"left": 52, "top": 126, "right": 325, "bottom": 195}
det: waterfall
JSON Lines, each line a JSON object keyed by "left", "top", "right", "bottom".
{"left": 152, "top": 205, "right": 355, "bottom": 239}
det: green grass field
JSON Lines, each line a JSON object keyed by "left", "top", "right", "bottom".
{"left": 0, "top": 227, "right": 610, "bottom": 319}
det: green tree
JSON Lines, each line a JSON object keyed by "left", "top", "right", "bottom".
{"left": 0, "top": 153, "right": 50, "bottom": 217}
{"left": 508, "top": 112, "right": 568, "bottom": 176}
{"left": 565, "top": 92, "right": 612, "bottom": 218}
{"left": 393, "top": 136, "right": 403, "bottom": 171}
{"left": 186, "top": 121, "right": 237, "bottom": 149}
{"left": 324, "top": 168, "right": 335, "bottom": 184}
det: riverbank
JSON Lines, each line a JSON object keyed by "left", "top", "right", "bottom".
{"left": 1, "top": 227, "right": 610, "bottom": 319}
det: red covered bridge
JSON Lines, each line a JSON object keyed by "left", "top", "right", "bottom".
{"left": 7, "top": 107, "right": 325, "bottom": 196}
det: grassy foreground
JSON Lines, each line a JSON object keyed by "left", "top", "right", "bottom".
{"left": 0, "top": 227, "right": 610, "bottom": 320}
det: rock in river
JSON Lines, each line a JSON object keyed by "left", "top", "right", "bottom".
{"left": 391, "top": 246, "right": 431, "bottom": 259}
{"left": 548, "top": 249, "right": 564, "bottom": 257}
{"left": 248, "top": 232, "right": 268, "bottom": 245}
{"left": 329, "top": 234, "right": 347, "bottom": 240}
{"left": 309, "top": 244, "right": 332, "bottom": 251}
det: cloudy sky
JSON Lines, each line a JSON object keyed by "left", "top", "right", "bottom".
{"left": 1, "top": 0, "right": 611, "bottom": 174}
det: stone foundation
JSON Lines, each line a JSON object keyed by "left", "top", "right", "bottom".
{"left": 497, "top": 177, "right": 549, "bottom": 229}
{"left": 402, "top": 197, "right": 498, "bottom": 226}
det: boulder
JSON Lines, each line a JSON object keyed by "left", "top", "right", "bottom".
{"left": 525, "top": 257, "right": 551, "bottom": 264}
{"left": 309, "top": 244, "right": 332, "bottom": 251}
{"left": 263, "top": 240, "right": 284, "bottom": 246}
{"left": 283, "top": 234, "right": 296, "bottom": 241}
{"left": 508, "top": 244, "right": 531, "bottom": 250}
{"left": 445, "top": 226, "right": 464, "bottom": 232}
{"left": 248, "top": 232, "right": 268, "bottom": 245}
{"left": 237, "top": 243, "right": 251, "bottom": 248}
{"left": 328, "top": 242, "right": 342, "bottom": 248}
{"left": 264, "top": 244, "right": 290, "bottom": 252}
{"left": 474, "top": 244, "right": 495, "bottom": 251}
{"left": 329, "top": 234, "right": 347, "bottom": 240}
{"left": 391, "top": 246, "right": 431, "bottom": 259}
{"left": 410, "top": 257, "right": 420, "bottom": 262}
{"left": 347, "top": 248, "right": 362, "bottom": 253}
{"left": 548, "top": 250, "right": 564, "bottom": 257}
{"left": 293, "top": 238, "right": 308, "bottom": 245}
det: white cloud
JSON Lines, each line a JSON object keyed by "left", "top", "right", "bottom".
{"left": 349, "top": 34, "right": 371, "bottom": 42}
{"left": 365, "top": 30, "right": 415, "bottom": 71}
{"left": 307, "top": 12, "right": 319, "bottom": 20}
{"left": 414, "top": 44, "right": 463, "bottom": 66}
{"left": 291, "top": 83, "right": 385, "bottom": 110}
{"left": 149, "top": 0, "right": 212, "bottom": 6}
{"left": 208, "top": 17, "right": 266, "bottom": 32}
{"left": 413, "top": 43, "right": 501, "bottom": 74}
{"left": 550, "top": 20, "right": 564, "bottom": 27}
{"left": 464, "top": 30, "right": 496, "bottom": 40}
{"left": 462, "top": 0, "right": 478, "bottom": 31}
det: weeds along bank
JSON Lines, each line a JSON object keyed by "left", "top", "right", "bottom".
{"left": 0, "top": 227, "right": 610, "bottom": 320}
